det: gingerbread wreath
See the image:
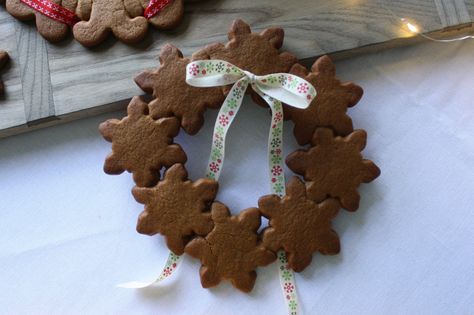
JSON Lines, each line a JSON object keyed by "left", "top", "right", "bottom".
{"left": 100, "top": 19, "right": 380, "bottom": 312}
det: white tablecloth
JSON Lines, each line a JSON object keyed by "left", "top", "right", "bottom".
{"left": 1, "top": 38, "right": 473, "bottom": 315}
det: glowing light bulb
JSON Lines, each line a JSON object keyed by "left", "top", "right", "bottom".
{"left": 401, "top": 18, "right": 420, "bottom": 34}
{"left": 406, "top": 22, "right": 419, "bottom": 33}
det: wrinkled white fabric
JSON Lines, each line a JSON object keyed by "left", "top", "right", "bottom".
{"left": 1, "top": 39, "right": 473, "bottom": 314}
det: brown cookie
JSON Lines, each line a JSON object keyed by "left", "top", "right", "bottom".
{"left": 73, "top": 0, "right": 148, "bottom": 47}
{"left": 0, "top": 51, "right": 9, "bottom": 96}
{"left": 6, "top": 0, "right": 77, "bottom": 42}
{"left": 286, "top": 128, "right": 380, "bottom": 211}
{"left": 135, "top": 44, "right": 225, "bottom": 135}
{"left": 284, "top": 56, "right": 363, "bottom": 145}
{"left": 185, "top": 202, "right": 276, "bottom": 292}
{"left": 132, "top": 164, "right": 217, "bottom": 255}
{"left": 99, "top": 96, "right": 187, "bottom": 187}
{"left": 126, "top": 0, "right": 184, "bottom": 29}
{"left": 259, "top": 177, "right": 340, "bottom": 272}
{"left": 193, "top": 19, "right": 298, "bottom": 107}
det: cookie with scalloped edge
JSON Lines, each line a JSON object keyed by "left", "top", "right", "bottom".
{"left": 132, "top": 164, "right": 218, "bottom": 255}
{"left": 135, "top": 44, "right": 225, "bottom": 135}
{"left": 259, "top": 177, "right": 340, "bottom": 272}
{"left": 193, "top": 19, "right": 298, "bottom": 107}
{"left": 185, "top": 202, "right": 276, "bottom": 292}
{"left": 125, "top": 0, "right": 184, "bottom": 29}
{"left": 285, "top": 56, "right": 363, "bottom": 145}
{"left": 73, "top": 0, "right": 148, "bottom": 46}
{"left": 6, "top": 0, "right": 77, "bottom": 42}
{"left": 99, "top": 96, "right": 187, "bottom": 187}
{"left": 286, "top": 128, "right": 380, "bottom": 211}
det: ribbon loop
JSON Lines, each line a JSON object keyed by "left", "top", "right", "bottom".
{"left": 255, "top": 73, "right": 315, "bottom": 109}
{"left": 186, "top": 60, "right": 316, "bottom": 110}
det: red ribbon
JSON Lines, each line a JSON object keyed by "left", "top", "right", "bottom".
{"left": 20, "top": 0, "right": 79, "bottom": 26}
{"left": 144, "top": 0, "right": 173, "bottom": 19}
{"left": 20, "top": 0, "right": 173, "bottom": 28}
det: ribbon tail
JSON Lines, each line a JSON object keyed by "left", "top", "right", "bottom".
{"left": 117, "top": 252, "right": 183, "bottom": 289}
{"left": 205, "top": 77, "right": 249, "bottom": 180}
{"left": 254, "top": 87, "right": 300, "bottom": 315}
{"left": 277, "top": 251, "right": 299, "bottom": 314}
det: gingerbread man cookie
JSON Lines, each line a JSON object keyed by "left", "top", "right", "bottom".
{"left": 135, "top": 44, "right": 224, "bottom": 134}
{"left": 285, "top": 56, "right": 363, "bottom": 145}
{"left": 132, "top": 164, "right": 218, "bottom": 255}
{"left": 194, "top": 19, "right": 298, "bottom": 106}
{"left": 6, "top": 0, "right": 77, "bottom": 42}
{"left": 185, "top": 202, "right": 276, "bottom": 292}
{"left": 73, "top": 0, "right": 148, "bottom": 46}
{"left": 99, "top": 96, "right": 187, "bottom": 187}
{"left": 259, "top": 177, "right": 340, "bottom": 272}
{"left": 126, "top": 0, "right": 184, "bottom": 29}
{"left": 286, "top": 128, "right": 380, "bottom": 211}
{"left": 0, "top": 51, "right": 9, "bottom": 96}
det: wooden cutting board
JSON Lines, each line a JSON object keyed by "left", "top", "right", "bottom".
{"left": 0, "top": 0, "right": 473, "bottom": 138}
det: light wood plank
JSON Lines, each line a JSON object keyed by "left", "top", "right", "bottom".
{"left": 1, "top": 0, "right": 473, "bottom": 138}
{"left": 47, "top": 0, "right": 462, "bottom": 114}
{"left": 15, "top": 20, "right": 55, "bottom": 122}
{"left": 466, "top": 0, "right": 474, "bottom": 21}
{"left": 434, "top": 0, "right": 471, "bottom": 26}
{"left": 0, "top": 10, "right": 26, "bottom": 130}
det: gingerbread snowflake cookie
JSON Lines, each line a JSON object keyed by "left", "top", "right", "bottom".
{"left": 194, "top": 19, "right": 298, "bottom": 106}
{"left": 185, "top": 202, "right": 276, "bottom": 292}
{"left": 0, "top": 51, "right": 9, "bottom": 96}
{"left": 135, "top": 44, "right": 225, "bottom": 134}
{"left": 285, "top": 56, "right": 364, "bottom": 145}
{"left": 73, "top": 0, "right": 148, "bottom": 46}
{"left": 132, "top": 164, "right": 217, "bottom": 255}
{"left": 259, "top": 177, "right": 340, "bottom": 272}
{"left": 286, "top": 128, "right": 380, "bottom": 211}
{"left": 6, "top": 0, "right": 77, "bottom": 42}
{"left": 99, "top": 96, "right": 187, "bottom": 187}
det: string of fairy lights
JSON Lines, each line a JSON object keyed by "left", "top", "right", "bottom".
{"left": 401, "top": 18, "right": 474, "bottom": 42}
{"left": 382, "top": 4, "right": 474, "bottom": 42}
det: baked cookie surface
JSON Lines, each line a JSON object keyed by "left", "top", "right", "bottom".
{"left": 99, "top": 96, "right": 187, "bottom": 187}
{"left": 132, "top": 164, "right": 218, "bottom": 255}
{"left": 185, "top": 202, "right": 276, "bottom": 292}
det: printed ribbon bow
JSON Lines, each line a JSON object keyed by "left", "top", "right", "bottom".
{"left": 185, "top": 60, "right": 316, "bottom": 185}
{"left": 119, "top": 60, "right": 316, "bottom": 315}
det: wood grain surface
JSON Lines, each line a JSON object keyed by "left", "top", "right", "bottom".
{"left": 0, "top": 9, "right": 26, "bottom": 131}
{"left": 0, "top": 0, "right": 473, "bottom": 138}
